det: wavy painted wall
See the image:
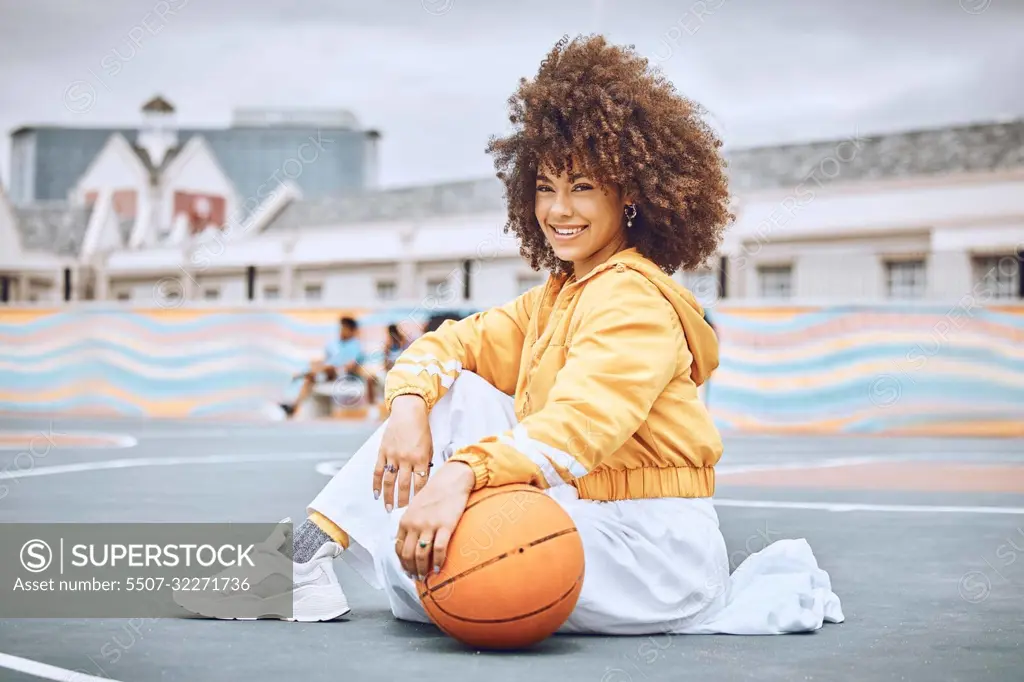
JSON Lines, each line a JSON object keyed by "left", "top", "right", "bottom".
{"left": 1, "top": 304, "right": 1022, "bottom": 435}
{"left": 709, "top": 304, "right": 1024, "bottom": 436}
{"left": 0, "top": 306, "right": 472, "bottom": 419}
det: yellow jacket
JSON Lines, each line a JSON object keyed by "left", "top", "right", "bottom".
{"left": 383, "top": 248, "right": 723, "bottom": 501}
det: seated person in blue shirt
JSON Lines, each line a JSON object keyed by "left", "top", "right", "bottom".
{"left": 279, "top": 316, "right": 374, "bottom": 418}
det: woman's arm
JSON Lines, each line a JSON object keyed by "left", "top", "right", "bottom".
{"left": 383, "top": 284, "right": 544, "bottom": 413}
{"left": 446, "top": 271, "right": 681, "bottom": 490}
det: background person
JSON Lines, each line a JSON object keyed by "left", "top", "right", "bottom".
{"left": 279, "top": 316, "right": 373, "bottom": 419}
{"left": 382, "top": 323, "right": 410, "bottom": 372}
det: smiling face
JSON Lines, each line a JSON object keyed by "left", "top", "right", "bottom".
{"left": 534, "top": 164, "right": 632, "bottom": 278}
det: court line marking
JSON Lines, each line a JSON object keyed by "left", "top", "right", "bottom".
{"left": 0, "top": 431, "right": 138, "bottom": 451}
{"left": 126, "top": 427, "right": 374, "bottom": 439}
{"left": 713, "top": 499, "right": 1024, "bottom": 515}
{"left": 715, "top": 456, "right": 881, "bottom": 475}
{"left": 715, "top": 456, "right": 1024, "bottom": 514}
{"left": 316, "top": 461, "right": 344, "bottom": 477}
{"left": 0, "top": 651, "right": 122, "bottom": 682}
{"left": 0, "top": 452, "right": 341, "bottom": 481}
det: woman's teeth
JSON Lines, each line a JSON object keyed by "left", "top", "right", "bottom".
{"left": 552, "top": 226, "right": 587, "bottom": 236}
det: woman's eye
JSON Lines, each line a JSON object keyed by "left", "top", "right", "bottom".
{"left": 536, "top": 185, "right": 552, "bottom": 192}
{"left": 573, "top": 183, "right": 593, "bottom": 191}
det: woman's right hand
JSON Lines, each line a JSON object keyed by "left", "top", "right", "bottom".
{"left": 373, "top": 394, "right": 433, "bottom": 512}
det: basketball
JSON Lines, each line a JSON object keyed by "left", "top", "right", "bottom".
{"left": 415, "top": 483, "right": 585, "bottom": 650}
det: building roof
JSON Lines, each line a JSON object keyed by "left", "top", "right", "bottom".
{"left": 725, "top": 117, "right": 1024, "bottom": 193}
{"left": 265, "top": 178, "right": 507, "bottom": 230}
{"left": 141, "top": 95, "right": 175, "bottom": 113}
{"left": 230, "top": 107, "right": 361, "bottom": 129}
{"left": 14, "top": 201, "right": 94, "bottom": 256}
{"left": 10, "top": 125, "right": 374, "bottom": 207}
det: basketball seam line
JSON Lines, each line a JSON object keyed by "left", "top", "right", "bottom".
{"left": 424, "top": 572, "right": 585, "bottom": 624}
{"left": 418, "top": 526, "right": 579, "bottom": 597}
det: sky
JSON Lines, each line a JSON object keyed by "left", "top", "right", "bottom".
{"left": 1, "top": 0, "right": 1023, "bottom": 189}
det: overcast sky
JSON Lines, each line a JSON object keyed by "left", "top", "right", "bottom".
{"left": 1, "top": 0, "right": 1022, "bottom": 189}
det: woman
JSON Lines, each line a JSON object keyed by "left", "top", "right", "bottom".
{"left": 177, "top": 35, "right": 843, "bottom": 634}
{"left": 382, "top": 323, "right": 410, "bottom": 372}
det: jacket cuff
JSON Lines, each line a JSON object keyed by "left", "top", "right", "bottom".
{"left": 446, "top": 450, "right": 490, "bottom": 490}
{"left": 384, "top": 386, "right": 430, "bottom": 413}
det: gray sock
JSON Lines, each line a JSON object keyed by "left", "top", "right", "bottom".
{"left": 290, "top": 519, "right": 335, "bottom": 563}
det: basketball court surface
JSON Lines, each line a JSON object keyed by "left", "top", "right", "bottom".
{"left": 0, "top": 413, "right": 1021, "bottom": 682}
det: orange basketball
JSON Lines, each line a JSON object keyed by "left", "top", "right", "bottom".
{"left": 415, "top": 483, "right": 585, "bottom": 650}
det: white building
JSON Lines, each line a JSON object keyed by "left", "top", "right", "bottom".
{"left": 2, "top": 116, "right": 1022, "bottom": 307}
{"left": 720, "top": 120, "right": 1024, "bottom": 303}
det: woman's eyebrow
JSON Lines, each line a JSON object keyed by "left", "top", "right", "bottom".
{"left": 535, "top": 173, "right": 587, "bottom": 182}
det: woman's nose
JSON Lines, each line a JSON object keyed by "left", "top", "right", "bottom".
{"left": 549, "top": 190, "right": 573, "bottom": 217}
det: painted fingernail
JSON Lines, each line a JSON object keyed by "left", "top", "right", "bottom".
{"left": 385, "top": 504, "right": 393, "bottom": 513}
{"left": 433, "top": 566, "right": 440, "bottom": 574}
{"left": 373, "top": 490, "right": 379, "bottom": 500}
{"left": 417, "top": 574, "right": 424, "bottom": 582}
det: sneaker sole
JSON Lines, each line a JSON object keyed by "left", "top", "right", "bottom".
{"left": 173, "top": 583, "right": 351, "bottom": 622}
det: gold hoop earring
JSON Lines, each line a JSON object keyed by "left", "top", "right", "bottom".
{"left": 624, "top": 204, "right": 637, "bottom": 228}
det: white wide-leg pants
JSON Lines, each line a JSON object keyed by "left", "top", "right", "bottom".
{"left": 307, "top": 371, "right": 844, "bottom": 635}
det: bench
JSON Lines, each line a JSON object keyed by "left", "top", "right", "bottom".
{"left": 299, "top": 375, "right": 382, "bottom": 421}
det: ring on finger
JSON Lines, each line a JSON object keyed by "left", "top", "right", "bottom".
{"left": 384, "top": 463, "right": 397, "bottom": 474}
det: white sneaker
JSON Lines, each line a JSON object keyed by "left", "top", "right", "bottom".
{"left": 172, "top": 518, "right": 351, "bottom": 622}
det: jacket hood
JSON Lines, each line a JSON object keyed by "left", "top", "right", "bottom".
{"left": 579, "top": 248, "right": 720, "bottom": 386}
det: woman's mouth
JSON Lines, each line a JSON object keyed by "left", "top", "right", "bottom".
{"left": 550, "top": 224, "right": 589, "bottom": 240}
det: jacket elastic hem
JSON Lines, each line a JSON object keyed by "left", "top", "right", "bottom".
{"left": 384, "top": 386, "right": 430, "bottom": 413}
{"left": 446, "top": 452, "right": 490, "bottom": 491}
{"left": 570, "top": 465, "right": 715, "bottom": 501}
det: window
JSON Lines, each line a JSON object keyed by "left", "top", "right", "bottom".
{"left": 263, "top": 285, "right": 280, "bottom": 301}
{"left": 757, "top": 265, "right": 792, "bottom": 299}
{"left": 426, "top": 277, "right": 451, "bottom": 294}
{"left": 303, "top": 283, "right": 322, "bottom": 301}
{"left": 202, "top": 287, "right": 220, "bottom": 301}
{"left": 426, "top": 276, "right": 458, "bottom": 302}
{"left": 376, "top": 280, "right": 397, "bottom": 301}
{"left": 517, "top": 274, "right": 545, "bottom": 295}
{"left": 885, "top": 259, "right": 926, "bottom": 299}
{"left": 973, "top": 254, "right": 1021, "bottom": 300}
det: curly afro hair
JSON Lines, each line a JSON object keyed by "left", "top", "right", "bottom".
{"left": 485, "top": 34, "right": 733, "bottom": 276}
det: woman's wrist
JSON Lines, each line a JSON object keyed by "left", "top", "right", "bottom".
{"left": 390, "top": 393, "right": 427, "bottom": 413}
{"left": 445, "top": 460, "right": 477, "bottom": 493}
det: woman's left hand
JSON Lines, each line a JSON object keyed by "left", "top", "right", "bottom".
{"left": 395, "top": 461, "right": 476, "bottom": 580}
